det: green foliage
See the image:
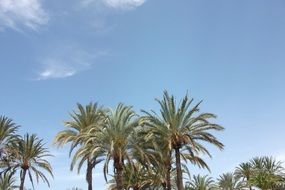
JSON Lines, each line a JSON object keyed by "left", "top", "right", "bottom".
{"left": 185, "top": 175, "right": 216, "bottom": 190}
{"left": 0, "top": 172, "right": 18, "bottom": 190}
{"left": 54, "top": 102, "right": 105, "bottom": 190}
{"left": 78, "top": 103, "right": 144, "bottom": 190}
{"left": 0, "top": 116, "right": 19, "bottom": 172}
{"left": 217, "top": 172, "right": 244, "bottom": 190}
{"left": 3, "top": 91, "right": 285, "bottom": 190}
{"left": 249, "top": 156, "right": 285, "bottom": 189}
{"left": 10, "top": 133, "right": 53, "bottom": 189}
{"left": 141, "top": 91, "right": 224, "bottom": 190}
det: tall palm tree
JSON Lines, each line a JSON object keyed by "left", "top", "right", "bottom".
{"left": 185, "top": 175, "right": 216, "bottom": 190}
{"left": 235, "top": 162, "right": 253, "bottom": 190}
{"left": 81, "top": 103, "right": 141, "bottom": 190}
{"left": 54, "top": 102, "right": 104, "bottom": 190}
{"left": 217, "top": 173, "right": 243, "bottom": 190}
{"left": 142, "top": 91, "right": 224, "bottom": 190}
{"left": 0, "top": 116, "right": 19, "bottom": 171}
{"left": 9, "top": 134, "right": 53, "bottom": 190}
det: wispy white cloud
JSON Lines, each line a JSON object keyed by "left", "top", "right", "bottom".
{"left": 36, "top": 46, "right": 107, "bottom": 80}
{"left": 81, "top": 0, "right": 146, "bottom": 10}
{"left": 0, "top": 0, "right": 48, "bottom": 31}
{"left": 103, "top": 0, "right": 145, "bottom": 10}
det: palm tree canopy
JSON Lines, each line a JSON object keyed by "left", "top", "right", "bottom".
{"left": 54, "top": 102, "right": 105, "bottom": 172}
{"left": 217, "top": 173, "right": 243, "bottom": 190}
{"left": 235, "top": 162, "right": 253, "bottom": 180}
{"left": 185, "top": 175, "right": 216, "bottom": 190}
{"left": 0, "top": 172, "right": 18, "bottom": 190}
{"left": 0, "top": 116, "right": 19, "bottom": 168}
{"left": 0, "top": 116, "right": 19, "bottom": 145}
{"left": 140, "top": 91, "right": 225, "bottom": 190}
{"left": 54, "top": 102, "right": 104, "bottom": 151}
{"left": 142, "top": 91, "right": 224, "bottom": 159}
{"left": 81, "top": 103, "right": 141, "bottom": 182}
{"left": 10, "top": 134, "right": 53, "bottom": 188}
{"left": 249, "top": 156, "right": 285, "bottom": 189}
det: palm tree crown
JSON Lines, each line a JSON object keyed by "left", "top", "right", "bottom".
{"left": 54, "top": 102, "right": 104, "bottom": 190}
{"left": 82, "top": 103, "right": 140, "bottom": 190}
{"left": 0, "top": 116, "right": 19, "bottom": 171}
{"left": 249, "top": 156, "right": 285, "bottom": 189}
{"left": 142, "top": 91, "right": 224, "bottom": 190}
{"left": 10, "top": 133, "right": 53, "bottom": 190}
{"left": 185, "top": 175, "right": 216, "bottom": 190}
{"left": 0, "top": 172, "right": 18, "bottom": 190}
{"left": 235, "top": 162, "right": 253, "bottom": 189}
{"left": 217, "top": 173, "right": 243, "bottom": 190}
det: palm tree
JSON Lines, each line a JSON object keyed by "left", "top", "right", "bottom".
{"left": 185, "top": 175, "right": 216, "bottom": 190}
{"left": 127, "top": 128, "right": 170, "bottom": 190}
{"left": 107, "top": 162, "right": 152, "bottom": 190}
{"left": 250, "top": 156, "right": 285, "bottom": 189}
{"left": 135, "top": 124, "right": 173, "bottom": 190}
{"left": 142, "top": 91, "right": 224, "bottom": 190}
{"left": 235, "top": 162, "right": 253, "bottom": 190}
{"left": 81, "top": 103, "right": 141, "bottom": 190}
{"left": 217, "top": 173, "right": 243, "bottom": 190}
{"left": 0, "top": 116, "right": 19, "bottom": 171}
{"left": 0, "top": 172, "right": 18, "bottom": 190}
{"left": 0, "top": 116, "right": 19, "bottom": 147}
{"left": 54, "top": 102, "right": 104, "bottom": 190}
{"left": 9, "top": 133, "right": 53, "bottom": 190}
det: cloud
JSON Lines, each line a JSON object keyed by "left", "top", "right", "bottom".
{"left": 36, "top": 46, "right": 107, "bottom": 80}
{"left": 0, "top": 0, "right": 48, "bottom": 31}
{"left": 81, "top": 0, "right": 146, "bottom": 10}
{"left": 103, "top": 0, "right": 145, "bottom": 9}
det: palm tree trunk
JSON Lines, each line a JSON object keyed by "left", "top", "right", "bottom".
{"left": 175, "top": 148, "right": 184, "bottom": 190}
{"left": 247, "top": 177, "right": 252, "bottom": 190}
{"left": 114, "top": 157, "right": 123, "bottom": 190}
{"left": 19, "top": 169, "right": 27, "bottom": 190}
{"left": 165, "top": 158, "right": 171, "bottom": 190}
{"left": 86, "top": 159, "right": 93, "bottom": 190}
{"left": 162, "top": 182, "right": 167, "bottom": 190}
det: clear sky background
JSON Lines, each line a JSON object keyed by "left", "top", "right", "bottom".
{"left": 1, "top": 0, "right": 285, "bottom": 189}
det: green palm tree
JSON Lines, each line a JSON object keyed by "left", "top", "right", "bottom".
{"left": 250, "top": 156, "right": 285, "bottom": 189}
{"left": 217, "top": 173, "right": 243, "bottom": 190}
{"left": 10, "top": 134, "right": 53, "bottom": 190}
{"left": 82, "top": 103, "right": 140, "bottom": 190}
{"left": 54, "top": 102, "right": 104, "bottom": 190}
{"left": 107, "top": 162, "right": 153, "bottom": 190}
{"left": 128, "top": 128, "right": 169, "bottom": 190}
{"left": 142, "top": 91, "right": 224, "bottom": 190}
{"left": 135, "top": 125, "right": 172, "bottom": 190}
{"left": 185, "top": 175, "right": 216, "bottom": 190}
{"left": 0, "top": 172, "right": 18, "bottom": 190}
{"left": 0, "top": 116, "right": 19, "bottom": 171}
{"left": 0, "top": 116, "right": 19, "bottom": 146}
{"left": 235, "top": 162, "right": 253, "bottom": 190}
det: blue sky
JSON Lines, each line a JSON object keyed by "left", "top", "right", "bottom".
{"left": 1, "top": 0, "right": 285, "bottom": 189}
